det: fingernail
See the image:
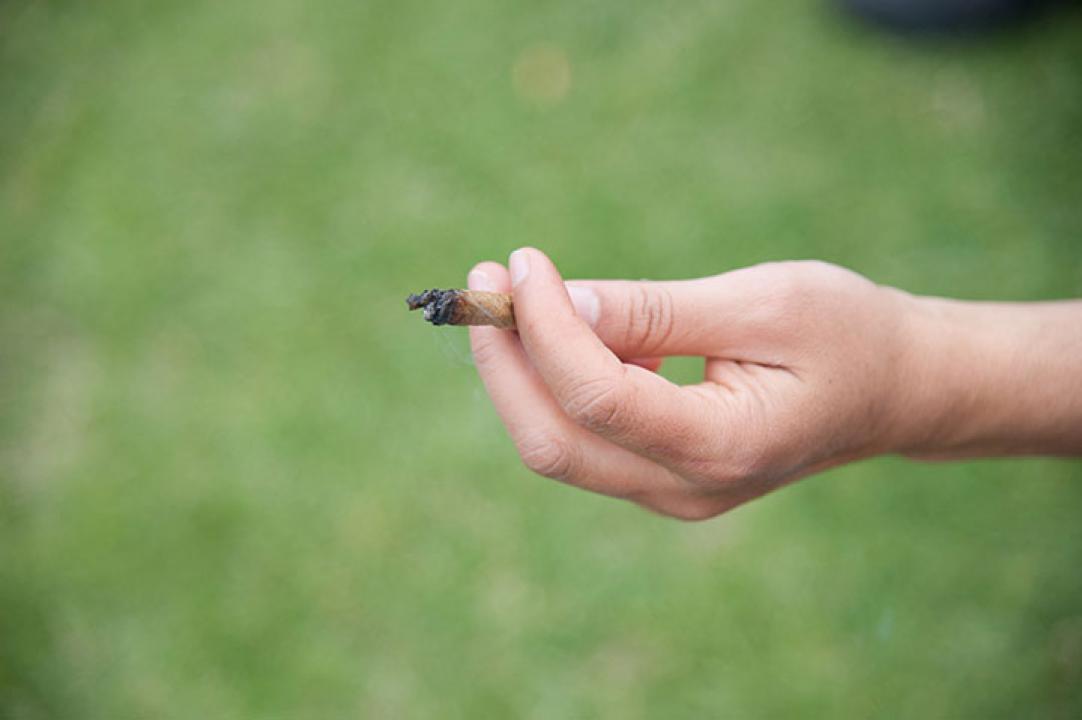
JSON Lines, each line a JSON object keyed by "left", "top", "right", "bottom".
{"left": 567, "top": 285, "right": 599, "bottom": 327}
{"left": 509, "top": 249, "right": 530, "bottom": 287}
{"left": 468, "top": 268, "right": 496, "bottom": 291}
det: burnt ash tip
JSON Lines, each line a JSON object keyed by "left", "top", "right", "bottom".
{"left": 406, "top": 289, "right": 461, "bottom": 326}
{"left": 405, "top": 289, "right": 438, "bottom": 311}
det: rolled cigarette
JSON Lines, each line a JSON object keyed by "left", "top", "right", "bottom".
{"left": 406, "top": 289, "right": 516, "bottom": 329}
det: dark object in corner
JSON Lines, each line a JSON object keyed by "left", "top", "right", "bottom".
{"left": 838, "top": 0, "right": 1052, "bottom": 33}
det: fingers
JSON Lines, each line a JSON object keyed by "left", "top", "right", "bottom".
{"left": 466, "top": 262, "right": 691, "bottom": 504}
{"left": 508, "top": 248, "right": 729, "bottom": 474}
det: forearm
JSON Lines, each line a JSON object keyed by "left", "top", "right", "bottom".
{"left": 897, "top": 294, "right": 1082, "bottom": 458}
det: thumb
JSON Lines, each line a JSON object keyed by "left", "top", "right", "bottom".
{"left": 508, "top": 247, "right": 722, "bottom": 466}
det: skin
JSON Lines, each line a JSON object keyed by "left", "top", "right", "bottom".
{"left": 468, "top": 247, "right": 1082, "bottom": 521}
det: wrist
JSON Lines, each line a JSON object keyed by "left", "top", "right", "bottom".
{"left": 890, "top": 294, "right": 990, "bottom": 457}
{"left": 892, "top": 293, "right": 1082, "bottom": 459}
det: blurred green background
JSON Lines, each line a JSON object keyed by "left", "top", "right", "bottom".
{"left": 2, "top": 0, "right": 1081, "bottom": 717}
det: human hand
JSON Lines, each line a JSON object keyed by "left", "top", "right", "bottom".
{"left": 467, "top": 248, "right": 931, "bottom": 520}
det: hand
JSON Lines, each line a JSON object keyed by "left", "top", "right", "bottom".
{"left": 467, "top": 248, "right": 923, "bottom": 520}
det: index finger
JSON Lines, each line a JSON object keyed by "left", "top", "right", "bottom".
{"left": 508, "top": 248, "right": 729, "bottom": 474}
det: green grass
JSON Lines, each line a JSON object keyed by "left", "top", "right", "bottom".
{"left": 2, "top": 0, "right": 1081, "bottom": 717}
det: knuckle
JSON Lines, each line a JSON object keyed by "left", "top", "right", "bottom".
{"left": 724, "top": 441, "right": 772, "bottom": 485}
{"left": 787, "top": 258, "right": 834, "bottom": 277}
{"left": 679, "top": 444, "right": 763, "bottom": 489}
{"left": 560, "top": 374, "right": 625, "bottom": 430}
{"left": 797, "top": 259, "right": 850, "bottom": 283}
{"left": 678, "top": 455, "right": 728, "bottom": 485}
{"left": 765, "top": 264, "right": 809, "bottom": 309}
{"left": 758, "top": 261, "right": 854, "bottom": 323}
{"left": 730, "top": 452, "right": 766, "bottom": 482}
{"left": 721, "top": 432, "right": 769, "bottom": 480}
{"left": 515, "top": 431, "right": 576, "bottom": 480}
{"left": 624, "top": 285, "right": 676, "bottom": 356}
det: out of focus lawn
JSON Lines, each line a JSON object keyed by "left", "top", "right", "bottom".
{"left": 2, "top": 0, "right": 1081, "bottom": 717}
